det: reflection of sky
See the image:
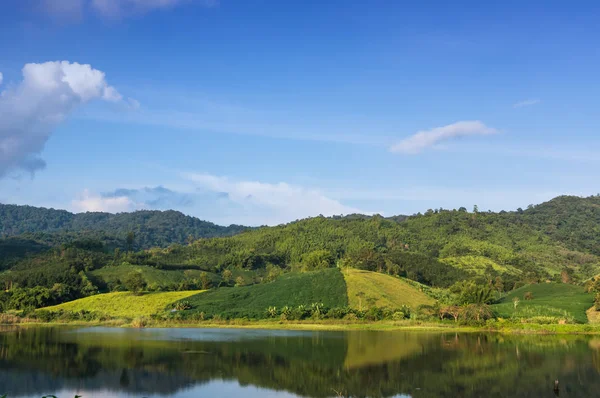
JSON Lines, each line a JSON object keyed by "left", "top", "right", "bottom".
{"left": 66, "top": 327, "right": 346, "bottom": 343}
{"left": 34, "top": 381, "right": 304, "bottom": 398}
{"left": 39, "top": 382, "right": 413, "bottom": 398}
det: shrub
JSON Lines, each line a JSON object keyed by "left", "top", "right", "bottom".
{"left": 131, "top": 317, "right": 148, "bottom": 328}
{"left": 524, "top": 291, "right": 534, "bottom": 300}
{"left": 343, "top": 313, "right": 358, "bottom": 321}
{"left": 326, "top": 307, "right": 349, "bottom": 319}
{"left": 173, "top": 301, "right": 192, "bottom": 311}
{"left": 392, "top": 311, "right": 405, "bottom": 321}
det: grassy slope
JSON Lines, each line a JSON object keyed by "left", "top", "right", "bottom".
{"left": 343, "top": 268, "right": 435, "bottom": 310}
{"left": 182, "top": 268, "right": 348, "bottom": 319}
{"left": 41, "top": 291, "right": 203, "bottom": 318}
{"left": 493, "top": 283, "right": 593, "bottom": 323}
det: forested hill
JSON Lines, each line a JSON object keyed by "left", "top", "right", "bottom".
{"left": 519, "top": 195, "right": 600, "bottom": 255}
{"left": 2, "top": 195, "right": 600, "bottom": 313}
{"left": 0, "top": 204, "right": 249, "bottom": 249}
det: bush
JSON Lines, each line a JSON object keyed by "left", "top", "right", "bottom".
{"left": 326, "top": 307, "right": 349, "bottom": 319}
{"left": 343, "top": 313, "right": 358, "bottom": 321}
{"left": 173, "top": 300, "right": 192, "bottom": 311}
{"left": 131, "top": 317, "right": 148, "bottom": 328}
{"left": 392, "top": 311, "right": 406, "bottom": 321}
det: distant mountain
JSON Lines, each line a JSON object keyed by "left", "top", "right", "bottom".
{"left": 0, "top": 204, "right": 249, "bottom": 249}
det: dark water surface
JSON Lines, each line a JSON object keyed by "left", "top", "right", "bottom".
{"left": 1, "top": 326, "right": 599, "bottom": 397}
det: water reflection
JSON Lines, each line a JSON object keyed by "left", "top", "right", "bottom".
{"left": 0, "top": 327, "right": 599, "bottom": 397}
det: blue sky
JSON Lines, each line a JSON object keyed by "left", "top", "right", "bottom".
{"left": 1, "top": 0, "right": 600, "bottom": 225}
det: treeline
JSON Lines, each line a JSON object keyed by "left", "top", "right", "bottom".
{"left": 0, "top": 204, "right": 250, "bottom": 249}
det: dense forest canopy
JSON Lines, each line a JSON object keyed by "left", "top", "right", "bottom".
{"left": 1, "top": 195, "right": 600, "bottom": 312}
{"left": 0, "top": 204, "right": 250, "bottom": 249}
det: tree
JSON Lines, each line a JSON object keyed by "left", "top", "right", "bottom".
{"left": 561, "top": 269, "right": 572, "bottom": 284}
{"left": 126, "top": 231, "right": 135, "bottom": 252}
{"left": 235, "top": 276, "right": 245, "bottom": 287}
{"left": 450, "top": 281, "right": 495, "bottom": 305}
{"left": 200, "top": 272, "right": 211, "bottom": 290}
{"left": 494, "top": 276, "right": 504, "bottom": 292}
{"left": 462, "top": 304, "right": 493, "bottom": 322}
{"left": 442, "top": 305, "right": 462, "bottom": 322}
{"left": 265, "top": 264, "right": 281, "bottom": 282}
{"left": 302, "top": 250, "right": 334, "bottom": 271}
{"left": 356, "top": 291, "right": 366, "bottom": 311}
{"left": 124, "top": 272, "right": 146, "bottom": 295}
{"left": 221, "top": 269, "right": 233, "bottom": 286}
{"left": 513, "top": 297, "right": 520, "bottom": 310}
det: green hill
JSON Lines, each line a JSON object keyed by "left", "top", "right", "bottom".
{"left": 178, "top": 268, "right": 348, "bottom": 319}
{"left": 41, "top": 291, "right": 202, "bottom": 318}
{"left": 3, "top": 195, "right": 600, "bottom": 315}
{"left": 493, "top": 283, "right": 593, "bottom": 323}
{"left": 0, "top": 204, "right": 249, "bottom": 249}
{"left": 343, "top": 268, "right": 434, "bottom": 310}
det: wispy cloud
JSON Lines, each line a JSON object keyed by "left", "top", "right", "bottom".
{"left": 69, "top": 174, "right": 369, "bottom": 225}
{"left": 513, "top": 99, "right": 541, "bottom": 108}
{"left": 0, "top": 61, "right": 126, "bottom": 178}
{"left": 80, "top": 105, "right": 393, "bottom": 146}
{"left": 40, "top": 0, "right": 218, "bottom": 20}
{"left": 184, "top": 172, "right": 369, "bottom": 225}
{"left": 390, "top": 121, "right": 498, "bottom": 154}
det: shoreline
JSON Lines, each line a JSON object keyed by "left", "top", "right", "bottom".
{"left": 4, "top": 319, "right": 600, "bottom": 335}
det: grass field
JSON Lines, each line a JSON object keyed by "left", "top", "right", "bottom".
{"left": 41, "top": 291, "right": 203, "bottom": 318}
{"left": 343, "top": 269, "right": 435, "bottom": 310}
{"left": 493, "top": 283, "right": 593, "bottom": 324}
{"left": 180, "top": 268, "right": 348, "bottom": 319}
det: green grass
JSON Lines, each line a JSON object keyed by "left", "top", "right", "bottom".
{"left": 493, "top": 283, "right": 593, "bottom": 324}
{"left": 91, "top": 264, "right": 219, "bottom": 288}
{"left": 40, "top": 291, "right": 203, "bottom": 318}
{"left": 180, "top": 268, "right": 348, "bottom": 319}
{"left": 343, "top": 268, "right": 435, "bottom": 310}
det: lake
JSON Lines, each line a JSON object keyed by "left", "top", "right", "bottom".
{"left": 1, "top": 326, "right": 599, "bottom": 397}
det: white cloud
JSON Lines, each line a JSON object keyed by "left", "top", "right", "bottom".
{"left": 513, "top": 99, "right": 541, "bottom": 108}
{"left": 0, "top": 72, "right": 3, "bottom": 86}
{"left": 0, "top": 61, "right": 123, "bottom": 177}
{"left": 71, "top": 189, "right": 142, "bottom": 213}
{"left": 390, "top": 121, "right": 498, "bottom": 154}
{"left": 184, "top": 172, "right": 368, "bottom": 225}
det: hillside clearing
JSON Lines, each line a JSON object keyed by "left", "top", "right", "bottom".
{"left": 493, "top": 283, "right": 593, "bottom": 324}
{"left": 343, "top": 269, "right": 435, "bottom": 310}
{"left": 40, "top": 291, "right": 203, "bottom": 318}
{"left": 180, "top": 268, "right": 348, "bottom": 319}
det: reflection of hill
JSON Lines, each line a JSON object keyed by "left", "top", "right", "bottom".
{"left": 343, "top": 330, "right": 430, "bottom": 369}
{"left": 0, "top": 369, "right": 199, "bottom": 397}
{"left": 1, "top": 328, "right": 600, "bottom": 398}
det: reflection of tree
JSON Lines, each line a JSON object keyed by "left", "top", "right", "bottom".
{"left": 119, "top": 368, "right": 129, "bottom": 388}
{"left": 0, "top": 328, "right": 600, "bottom": 398}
